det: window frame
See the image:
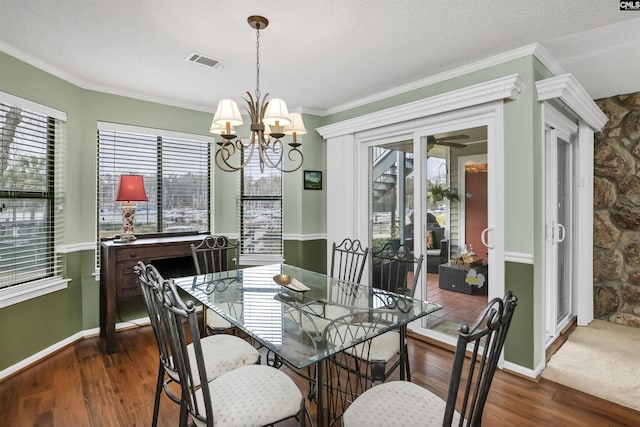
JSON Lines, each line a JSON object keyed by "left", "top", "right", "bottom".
{"left": 96, "top": 122, "right": 215, "bottom": 244}
{"left": 0, "top": 91, "right": 69, "bottom": 308}
{"left": 238, "top": 148, "right": 284, "bottom": 266}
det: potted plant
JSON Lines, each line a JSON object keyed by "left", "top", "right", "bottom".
{"left": 428, "top": 183, "right": 460, "bottom": 204}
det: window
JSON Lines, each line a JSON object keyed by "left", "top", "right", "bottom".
{"left": 239, "top": 149, "right": 283, "bottom": 264}
{"left": 0, "top": 93, "right": 67, "bottom": 296}
{"left": 97, "top": 123, "right": 212, "bottom": 243}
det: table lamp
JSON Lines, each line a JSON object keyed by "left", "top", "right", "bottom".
{"left": 115, "top": 174, "right": 148, "bottom": 242}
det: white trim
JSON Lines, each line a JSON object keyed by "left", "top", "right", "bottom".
{"left": 283, "top": 233, "right": 327, "bottom": 241}
{"left": 2, "top": 39, "right": 557, "bottom": 118}
{"left": 53, "top": 235, "right": 326, "bottom": 256}
{"left": 96, "top": 121, "right": 216, "bottom": 143}
{"left": 505, "top": 251, "right": 534, "bottom": 264}
{"left": 0, "top": 317, "right": 152, "bottom": 381}
{"left": 502, "top": 360, "right": 543, "bottom": 379}
{"left": 575, "top": 122, "right": 594, "bottom": 326}
{"left": 0, "top": 89, "right": 67, "bottom": 121}
{"left": 0, "top": 41, "right": 219, "bottom": 115}
{"left": 317, "top": 74, "right": 526, "bottom": 139}
{"left": 317, "top": 43, "right": 553, "bottom": 117}
{"left": 0, "top": 277, "right": 70, "bottom": 309}
{"left": 57, "top": 242, "right": 96, "bottom": 253}
{"left": 238, "top": 255, "right": 285, "bottom": 266}
{"left": 536, "top": 74, "right": 608, "bottom": 131}
{"left": 0, "top": 330, "right": 87, "bottom": 381}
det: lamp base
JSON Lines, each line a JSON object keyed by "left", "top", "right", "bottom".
{"left": 114, "top": 234, "right": 137, "bottom": 244}
{"left": 117, "top": 204, "right": 138, "bottom": 244}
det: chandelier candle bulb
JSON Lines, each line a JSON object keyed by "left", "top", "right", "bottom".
{"left": 284, "top": 112, "right": 307, "bottom": 147}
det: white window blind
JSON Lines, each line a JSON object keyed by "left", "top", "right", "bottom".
{"left": 0, "top": 99, "right": 66, "bottom": 290}
{"left": 97, "top": 123, "right": 211, "bottom": 243}
{"left": 239, "top": 149, "right": 283, "bottom": 261}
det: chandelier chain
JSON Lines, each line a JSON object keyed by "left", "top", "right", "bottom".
{"left": 255, "top": 25, "right": 261, "bottom": 101}
{"left": 213, "top": 15, "right": 304, "bottom": 173}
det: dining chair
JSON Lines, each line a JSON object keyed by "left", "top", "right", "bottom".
{"left": 134, "top": 262, "right": 260, "bottom": 427}
{"left": 156, "top": 274, "right": 309, "bottom": 427}
{"left": 190, "top": 235, "right": 238, "bottom": 335}
{"left": 330, "top": 237, "right": 369, "bottom": 284}
{"left": 341, "top": 291, "right": 518, "bottom": 427}
{"left": 323, "top": 310, "right": 395, "bottom": 424}
{"left": 355, "top": 243, "right": 424, "bottom": 384}
{"left": 293, "top": 238, "right": 370, "bottom": 402}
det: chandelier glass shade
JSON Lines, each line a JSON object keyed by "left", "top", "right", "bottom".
{"left": 212, "top": 15, "right": 304, "bottom": 173}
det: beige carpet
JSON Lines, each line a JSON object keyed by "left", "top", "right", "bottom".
{"left": 542, "top": 319, "right": 640, "bottom": 412}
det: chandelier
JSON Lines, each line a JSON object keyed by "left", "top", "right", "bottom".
{"left": 211, "top": 15, "right": 306, "bottom": 173}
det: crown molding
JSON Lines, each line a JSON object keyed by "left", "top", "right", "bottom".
{"left": 316, "top": 74, "right": 526, "bottom": 139}
{"left": 0, "top": 42, "right": 218, "bottom": 114}
{"left": 536, "top": 74, "right": 608, "bottom": 130}
{"left": 314, "top": 43, "right": 566, "bottom": 117}
{"left": 319, "top": 44, "right": 537, "bottom": 116}
{"left": 4, "top": 39, "right": 568, "bottom": 119}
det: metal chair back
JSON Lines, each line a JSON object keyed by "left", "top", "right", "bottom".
{"left": 134, "top": 262, "right": 181, "bottom": 425}
{"left": 190, "top": 235, "right": 237, "bottom": 275}
{"left": 444, "top": 291, "right": 518, "bottom": 426}
{"left": 371, "top": 242, "right": 424, "bottom": 297}
{"left": 330, "top": 238, "right": 369, "bottom": 284}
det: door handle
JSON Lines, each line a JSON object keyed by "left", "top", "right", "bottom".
{"left": 481, "top": 228, "right": 494, "bottom": 249}
{"left": 556, "top": 223, "right": 566, "bottom": 243}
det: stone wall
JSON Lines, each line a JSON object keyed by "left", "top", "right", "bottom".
{"left": 593, "top": 92, "right": 640, "bottom": 327}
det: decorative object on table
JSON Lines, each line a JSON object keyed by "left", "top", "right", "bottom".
{"left": 303, "top": 170, "right": 322, "bottom": 190}
{"left": 273, "top": 274, "right": 310, "bottom": 292}
{"left": 450, "top": 255, "right": 483, "bottom": 267}
{"left": 114, "top": 174, "right": 147, "bottom": 242}
{"left": 210, "top": 15, "right": 305, "bottom": 173}
{"left": 450, "top": 244, "right": 482, "bottom": 266}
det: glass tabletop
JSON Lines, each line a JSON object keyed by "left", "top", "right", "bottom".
{"left": 173, "top": 263, "right": 441, "bottom": 369}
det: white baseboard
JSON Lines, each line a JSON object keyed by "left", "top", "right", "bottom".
{"left": 502, "top": 360, "right": 544, "bottom": 379}
{"left": 0, "top": 316, "right": 152, "bottom": 382}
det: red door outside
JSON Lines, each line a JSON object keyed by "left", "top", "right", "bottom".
{"left": 465, "top": 166, "right": 488, "bottom": 262}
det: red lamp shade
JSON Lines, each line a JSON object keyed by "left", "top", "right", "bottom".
{"left": 115, "top": 174, "right": 148, "bottom": 202}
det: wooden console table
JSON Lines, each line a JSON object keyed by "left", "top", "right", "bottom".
{"left": 100, "top": 234, "right": 206, "bottom": 353}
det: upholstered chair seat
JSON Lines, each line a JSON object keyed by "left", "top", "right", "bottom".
{"left": 192, "top": 364, "right": 304, "bottom": 427}
{"left": 342, "top": 380, "right": 461, "bottom": 426}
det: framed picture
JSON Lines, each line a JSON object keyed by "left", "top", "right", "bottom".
{"left": 303, "top": 170, "right": 322, "bottom": 190}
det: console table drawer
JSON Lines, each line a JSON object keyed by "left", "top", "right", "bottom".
{"left": 116, "top": 261, "right": 141, "bottom": 299}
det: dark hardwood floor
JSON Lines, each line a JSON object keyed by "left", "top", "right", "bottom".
{"left": 1, "top": 326, "right": 638, "bottom": 426}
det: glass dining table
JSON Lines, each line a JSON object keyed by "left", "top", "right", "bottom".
{"left": 173, "top": 263, "right": 442, "bottom": 427}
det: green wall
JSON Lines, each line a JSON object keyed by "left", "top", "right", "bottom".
{"left": 0, "top": 51, "right": 327, "bottom": 371}
{"left": 315, "top": 56, "right": 549, "bottom": 371}
{"left": 504, "top": 261, "right": 535, "bottom": 367}
{"left": 284, "top": 240, "right": 327, "bottom": 274}
{"left": 1, "top": 47, "right": 557, "bottom": 373}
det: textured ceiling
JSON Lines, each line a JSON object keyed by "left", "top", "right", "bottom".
{"left": 1, "top": 1, "right": 639, "bottom": 114}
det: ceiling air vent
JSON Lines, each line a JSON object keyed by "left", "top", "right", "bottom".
{"left": 185, "top": 52, "right": 225, "bottom": 69}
